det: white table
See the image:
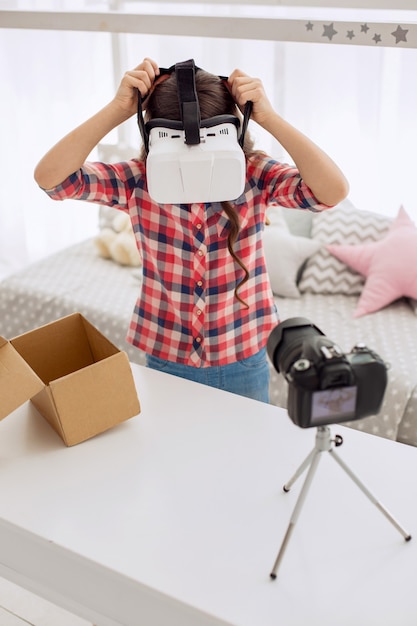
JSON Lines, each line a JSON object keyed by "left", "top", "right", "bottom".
{"left": 0, "top": 363, "right": 416, "bottom": 626}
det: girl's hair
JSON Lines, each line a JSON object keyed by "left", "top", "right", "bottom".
{"left": 142, "top": 69, "right": 259, "bottom": 308}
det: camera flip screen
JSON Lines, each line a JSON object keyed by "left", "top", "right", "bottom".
{"left": 310, "top": 385, "right": 357, "bottom": 426}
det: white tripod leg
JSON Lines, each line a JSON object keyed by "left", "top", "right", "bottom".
{"left": 329, "top": 448, "right": 412, "bottom": 541}
{"left": 270, "top": 448, "right": 322, "bottom": 579}
{"left": 283, "top": 448, "right": 317, "bottom": 492}
{"left": 283, "top": 426, "right": 333, "bottom": 492}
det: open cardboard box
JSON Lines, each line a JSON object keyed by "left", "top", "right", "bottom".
{"left": 0, "top": 313, "right": 141, "bottom": 446}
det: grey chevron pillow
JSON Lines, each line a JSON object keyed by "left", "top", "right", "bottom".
{"left": 298, "top": 200, "right": 392, "bottom": 295}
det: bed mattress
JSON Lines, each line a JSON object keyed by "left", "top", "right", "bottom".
{"left": 1, "top": 239, "right": 416, "bottom": 447}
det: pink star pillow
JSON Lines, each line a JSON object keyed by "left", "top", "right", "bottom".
{"left": 326, "top": 206, "right": 417, "bottom": 317}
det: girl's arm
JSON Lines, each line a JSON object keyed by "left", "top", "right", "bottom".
{"left": 34, "top": 58, "right": 160, "bottom": 190}
{"left": 228, "top": 69, "right": 349, "bottom": 207}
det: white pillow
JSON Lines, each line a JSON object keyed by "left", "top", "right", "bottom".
{"left": 266, "top": 204, "right": 291, "bottom": 229}
{"left": 298, "top": 199, "right": 392, "bottom": 295}
{"left": 263, "top": 216, "right": 321, "bottom": 298}
{"left": 98, "top": 205, "right": 120, "bottom": 230}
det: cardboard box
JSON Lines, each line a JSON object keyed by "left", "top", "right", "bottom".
{"left": 0, "top": 313, "right": 141, "bottom": 446}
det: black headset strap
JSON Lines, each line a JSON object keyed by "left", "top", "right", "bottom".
{"left": 137, "top": 60, "right": 252, "bottom": 152}
{"left": 137, "top": 91, "right": 149, "bottom": 153}
{"left": 137, "top": 62, "right": 199, "bottom": 153}
{"left": 175, "top": 59, "right": 201, "bottom": 146}
{"left": 239, "top": 100, "right": 253, "bottom": 148}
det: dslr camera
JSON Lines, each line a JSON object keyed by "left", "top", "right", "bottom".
{"left": 267, "top": 317, "right": 388, "bottom": 428}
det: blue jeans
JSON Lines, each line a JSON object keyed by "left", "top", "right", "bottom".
{"left": 145, "top": 348, "right": 270, "bottom": 403}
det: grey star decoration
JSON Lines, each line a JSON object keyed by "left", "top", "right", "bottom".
{"left": 305, "top": 22, "right": 314, "bottom": 31}
{"left": 322, "top": 23, "right": 338, "bottom": 41}
{"left": 346, "top": 30, "right": 355, "bottom": 40}
{"left": 391, "top": 25, "right": 408, "bottom": 44}
{"left": 373, "top": 33, "right": 382, "bottom": 44}
{"left": 361, "top": 23, "right": 370, "bottom": 34}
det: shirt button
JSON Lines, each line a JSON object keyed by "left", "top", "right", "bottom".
{"left": 196, "top": 223, "right": 202, "bottom": 230}
{"left": 196, "top": 336, "right": 202, "bottom": 343}
{"left": 196, "top": 309, "right": 202, "bottom": 316}
{"left": 198, "top": 250, "right": 204, "bottom": 257}
{"left": 197, "top": 280, "right": 203, "bottom": 287}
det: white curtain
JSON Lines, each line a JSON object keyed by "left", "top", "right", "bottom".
{"left": 0, "top": 25, "right": 112, "bottom": 276}
{"left": 1, "top": 3, "right": 416, "bottom": 278}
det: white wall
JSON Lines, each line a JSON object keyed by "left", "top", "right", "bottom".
{"left": 1, "top": 2, "right": 416, "bottom": 276}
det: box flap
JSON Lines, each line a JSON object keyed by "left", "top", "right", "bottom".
{"left": 80, "top": 315, "right": 120, "bottom": 361}
{"left": 0, "top": 338, "right": 45, "bottom": 420}
{"left": 49, "top": 352, "right": 140, "bottom": 446}
{"left": 10, "top": 313, "right": 94, "bottom": 384}
{"left": 31, "top": 386, "right": 67, "bottom": 442}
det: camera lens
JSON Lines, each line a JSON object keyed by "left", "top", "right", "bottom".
{"left": 267, "top": 317, "right": 324, "bottom": 374}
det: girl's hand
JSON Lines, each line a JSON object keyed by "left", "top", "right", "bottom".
{"left": 227, "top": 69, "right": 275, "bottom": 128}
{"left": 112, "top": 57, "right": 160, "bottom": 117}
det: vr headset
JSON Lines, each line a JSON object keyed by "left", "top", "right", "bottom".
{"left": 137, "top": 59, "right": 252, "bottom": 204}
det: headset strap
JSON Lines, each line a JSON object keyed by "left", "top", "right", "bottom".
{"left": 239, "top": 100, "right": 253, "bottom": 148}
{"left": 137, "top": 59, "right": 253, "bottom": 152}
{"left": 137, "top": 61, "right": 199, "bottom": 152}
{"left": 175, "top": 59, "right": 201, "bottom": 146}
{"left": 137, "top": 92, "right": 149, "bottom": 153}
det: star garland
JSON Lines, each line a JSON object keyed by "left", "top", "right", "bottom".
{"left": 304, "top": 21, "right": 410, "bottom": 47}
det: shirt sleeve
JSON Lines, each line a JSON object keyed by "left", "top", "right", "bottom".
{"left": 251, "top": 157, "right": 333, "bottom": 212}
{"left": 42, "top": 160, "right": 144, "bottom": 211}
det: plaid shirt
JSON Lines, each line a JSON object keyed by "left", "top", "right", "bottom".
{"left": 45, "top": 156, "right": 329, "bottom": 367}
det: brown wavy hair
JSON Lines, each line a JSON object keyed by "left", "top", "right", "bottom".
{"left": 141, "top": 69, "right": 259, "bottom": 308}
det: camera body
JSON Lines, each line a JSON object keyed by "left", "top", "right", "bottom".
{"left": 267, "top": 317, "right": 388, "bottom": 428}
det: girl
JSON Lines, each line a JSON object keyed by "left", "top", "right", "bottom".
{"left": 34, "top": 57, "right": 349, "bottom": 403}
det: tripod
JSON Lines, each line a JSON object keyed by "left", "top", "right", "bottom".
{"left": 270, "top": 425, "right": 412, "bottom": 580}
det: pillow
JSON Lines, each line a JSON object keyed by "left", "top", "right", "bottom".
{"left": 327, "top": 206, "right": 417, "bottom": 317}
{"left": 298, "top": 199, "right": 392, "bottom": 295}
{"left": 281, "top": 207, "right": 314, "bottom": 238}
{"left": 263, "top": 213, "right": 321, "bottom": 297}
{"left": 265, "top": 205, "right": 288, "bottom": 230}
{"left": 98, "top": 205, "right": 120, "bottom": 230}
{"left": 96, "top": 208, "right": 142, "bottom": 267}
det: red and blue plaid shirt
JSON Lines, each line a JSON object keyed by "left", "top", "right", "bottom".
{"left": 45, "top": 156, "right": 329, "bottom": 367}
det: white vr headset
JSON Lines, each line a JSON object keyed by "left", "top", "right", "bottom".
{"left": 137, "top": 59, "right": 252, "bottom": 204}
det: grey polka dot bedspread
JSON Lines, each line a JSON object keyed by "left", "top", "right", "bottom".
{"left": 1, "top": 238, "right": 416, "bottom": 447}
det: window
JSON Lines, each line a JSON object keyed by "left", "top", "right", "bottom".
{"left": 1, "top": 1, "right": 416, "bottom": 275}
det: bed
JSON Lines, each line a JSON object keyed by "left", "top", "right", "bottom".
{"left": 1, "top": 217, "right": 417, "bottom": 448}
